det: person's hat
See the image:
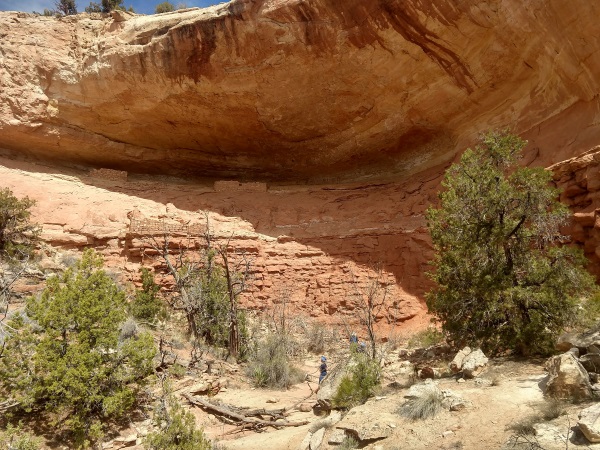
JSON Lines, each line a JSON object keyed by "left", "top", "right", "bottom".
{"left": 321, "top": 356, "right": 327, "bottom": 362}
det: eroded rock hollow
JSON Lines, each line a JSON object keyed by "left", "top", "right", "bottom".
{"left": 1, "top": 0, "right": 600, "bottom": 325}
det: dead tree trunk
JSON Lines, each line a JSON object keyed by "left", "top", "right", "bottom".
{"left": 219, "top": 247, "right": 239, "bottom": 358}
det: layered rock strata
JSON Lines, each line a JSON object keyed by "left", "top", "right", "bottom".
{"left": 0, "top": 157, "right": 436, "bottom": 325}
{"left": 551, "top": 147, "right": 600, "bottom": 280}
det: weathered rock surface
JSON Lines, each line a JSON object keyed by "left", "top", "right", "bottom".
{"left": 551, "top": 152, "right": 600, "bottom": 281}
{"left": 0, "top": 158, "right": 430, "bottom": 324}
{"left": 316, "top": 359, "right": 350, "bottom": 409}
{"left": 580, "top": 354, "right": 600, "bottom": 375}
{"left": 336, "top": 403, "right": 398, "bottom": 442}
{"left": 578, "top": 402, "right": 600, "bottom": 443}
{"left": 449, "top": 347, "right": 488, "bottom": 378}
{"left": 2, "top": 1, "right": 600, "bottom": 182}
{"left": 462, "top": 349, "right": 489, "bottom": 379}
{"left": 3, "top": 0, "right": 600, "bottom": 325}
{"left": 309, "top": 427, "right": 325, "bottom": 450}
{"left": 544, "top": 353, "right": 593, "bottom": 400}
{"left": 450, "top": 347, "right": 472, "bottom": 373}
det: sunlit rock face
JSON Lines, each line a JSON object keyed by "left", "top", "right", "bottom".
{"left": 1, "top": 0, "right": 600, "bottom": 182}
{"left": 2, "top": 1, "right": 600, "bottom": 326}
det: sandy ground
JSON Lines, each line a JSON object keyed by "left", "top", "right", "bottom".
{"left": 174, "top": 357, "right": 599, "bottom": 450}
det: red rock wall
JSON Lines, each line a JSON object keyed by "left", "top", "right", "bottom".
{"left": 551, "top": 147, "right": 600, "bottom": 280}
{"left": 0, "top": 157, "right": 438, "bottom": 327}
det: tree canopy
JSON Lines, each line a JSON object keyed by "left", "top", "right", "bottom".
{"left": 426, "top": 131, "right": 595, "bottom": 355}
{"left": 155, "top": 1, "right": 175, "bottom": 13}
{"left": 55, "top": 0, "right": 77, "bottom": 15}
{"left": 0, "top": 250, "right": 156, "bottom": 446}
{"left": 0, "top": 188, "right": 39, "bottom": 262}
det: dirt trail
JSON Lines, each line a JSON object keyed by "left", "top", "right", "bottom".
{"left": 187, "top": 358, "right": 598, "bottom": 450}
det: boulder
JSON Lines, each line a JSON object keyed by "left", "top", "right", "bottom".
{"left": 112, "top": 434, "right": 137, "bottom": 447}
{"left": 578, "top": 402, "right": 600, "bottom": 443}
{"left": 440, "top": 388, "right": 467, "bottom": 411}
{"left": 557, "top": 327, "right": 600, "bottom": 353}
{"left": 580, "top": 353, "right": 600, "bottom": 374}
{"left": 298, "top": 432, "right": 312, "bottom": 450}
{"left": 317, "top": 359, "right": 351, "bottom": 409}
{"left": 419, "top": 366, "right": 435, "bottom": 379}
{"left": 336, "top": 403, "right": 398, "bottom": 442}
{"left": 449, "top": 347, "right": 472, "bottom": 373}
{"left": 328, "top": 429, "right": 347, "bottom": 445}
{"left": 405, "top": 380, "right": 442, "bottom": 399}
{"left": 544, "top": 353, "right": 593, "bottom": 400}
{"left": 299, "top": 403, "right": 313, "bottom": 412}
{"left": 186, "top": 382, "right": 211, "bottom": 395}
{"left": 309, "top": 427, "right": 325, "bottom": 450}
{"left": 461, "top": 349, "right": 488, "bottom": 378}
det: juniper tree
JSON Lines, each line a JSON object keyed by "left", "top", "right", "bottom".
{"left": 0, "top": 250, "right": 156, "bottom": 447}
{"left": 55, "top": 0, "right": 77, "bottom": 15}
{"left": 0, "top": 188, "right": 39, "bottom": 262}
{"left": 426, "top": 131, "right": 595, "bottom": 355}
{"left": 155, "top": 1, "right": 175, "bottom": 13}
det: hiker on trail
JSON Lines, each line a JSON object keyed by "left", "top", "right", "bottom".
{"left": 349, "top": 332, "right": 358, "bottom": 345}
{"left": 319, "top": 356, "right": 327, "bottom": 384}
{"left": 358, "top": 341, "right": 367, "bottom": 353}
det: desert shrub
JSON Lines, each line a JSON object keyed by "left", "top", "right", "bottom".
{"left": 168, "top": 363, "right": 187, "bottom": 379}
{"left": 182, "top": 261, "right": 249, "bottom": 358}
{"left": 130, "top": 268, "right": 165, "bottom": 324}
{"left": 0, "top": 250, "right": 156, "bottom": 447}
{"left": 427, "top": 130, "right": 595, "bottom": 355}
{"left": 55, "top": 0, "right": 77, "bottom": 14}
{"left": 538, "top": 399, "right": 566, "bottom": 421}
{"left": 507, "top": 416, "right": 537, "bottom": 436}
{"left": 399, "top": 386, "right": 444, "bottom": 420}
{"left": 0, "top": 188, "right": 40, "bottom": 262}
{"left": 407, "top": 326, "right": 444, "bottom": 348}
{"left": 120, "top": 317, "right": 139, "bottom": 340}
{"left": 145, "top": 392, "right": 210, "bottom": 450}
{"left": 155, "top": 1, "right": 175, "bottom": 13}
{"left": 338, "top": 436, "right": 359, "bottom": 450}
{"left": 332, "top": 353, "right": 381, "bottom": 408}
{"left": 247, "top": 333, "right": 304, "bottom": 388}
{"left": 579, "top": 292, "right": 600, "bottom": 327}
{"left": 0, "top": 424, "right": 41, "bottom": 450}
{"left": 306, "top": 322, "right": 328, "bottom": 354}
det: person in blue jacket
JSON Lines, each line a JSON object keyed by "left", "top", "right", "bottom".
{"left": 319, "top": 356, "right": 327, "bottom": 384}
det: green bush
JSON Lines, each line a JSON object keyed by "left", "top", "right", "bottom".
{"left": 247, "top": 333, "right": 304, "bottom": 388}
{"left": 407, "top": 327, "right": 444, "bottom": 349}
{"left": 426, "top": 130, "right": 595, "bottom": 355}
{"left": 338, "top": 436, "right": 359, "bottom": 450}
{"left": 0, "top": 424, "right": 41, "bottom": 450}
{"left": 186, "top": 261, "right": 249, "bottom": 357}
{"left": 155, "top": 1, "right": 175, "bottom": 13}
{"left": 0, "top": 188, "right": 40, "bottom": 262}
{"left": 332, "top": 353, "right": 381, "bottom": 408}
{"left": 145, "top": 394, "right": 211, "bottom": 450}
{"left": 130, "top": 267, "right": 165, "bottom": 324}
{"left": 579, "top": 292, "right": 600, "bottom": 327}
{"left": 0, "top": 250, "right": 156, "bottom": 447}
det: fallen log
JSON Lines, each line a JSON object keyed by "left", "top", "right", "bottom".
{"left": 183, "top": 394, "right": 309, "bottom": 430}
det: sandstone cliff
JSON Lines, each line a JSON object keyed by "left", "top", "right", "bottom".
{"left": 1, "top": 0, "right": 600, "bottom": 181}
{"left": 2, "top": 0, "right": 600, "bottom": 325}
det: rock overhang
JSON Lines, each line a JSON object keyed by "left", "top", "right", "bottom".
{"left": 1, "top": 0, "right": 600, "bottom": 182}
